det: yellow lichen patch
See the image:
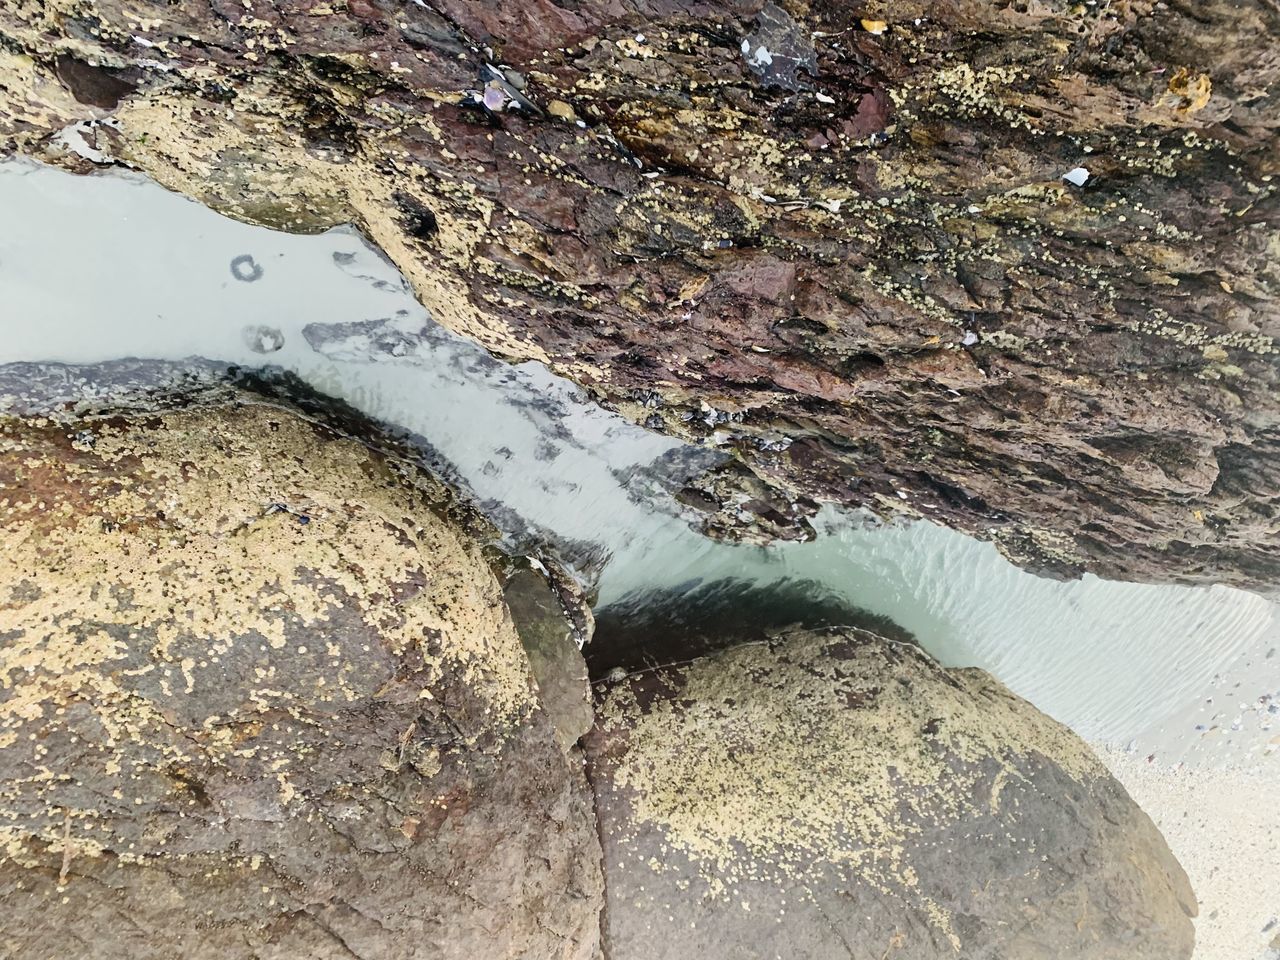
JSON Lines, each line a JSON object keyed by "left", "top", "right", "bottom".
{"left": 1165, "top": 67, "right": 1212, "bottom": 115}
{"left": 993, "top": 523, "right": 1088, "bottom": 571}
{"left": 0, "top": 402, "right": 534, "bottom": 757}
{"left": 1202, "top": 343, "right": 1229, "bottom": 362}
{"left": 0, "top": 49, "right": 84, "bottom": 148}
{"left": 615, "top": 37, "right": 657, "bottom": 59}
{"left": 597, "top": 628, "right": 1104, "bottom": 916}
{"left": 546, "top": 99, "right": 577, "bottom": 122}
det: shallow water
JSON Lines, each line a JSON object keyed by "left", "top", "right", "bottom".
{"left": 1, "top": 158, "right": 1276, "bottom": 767}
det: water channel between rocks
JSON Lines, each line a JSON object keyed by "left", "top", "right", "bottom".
{"left": 1, "top": 158, "right": 1277, "bottom": 959}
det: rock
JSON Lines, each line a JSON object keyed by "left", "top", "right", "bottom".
{"left": 585, "top": 627, "right": 1197, "bottom": 959}
{"left": 0, "top": 398, "right": 603, "bottom": 960}
{"left": 504, "top": 567, "right": 594, "bottom": 751}
{"left": 2, "top": 0, "right": 1277, "bottom": 592}
{"left": 546, "top": 100, "right": 577, "bottom": 122}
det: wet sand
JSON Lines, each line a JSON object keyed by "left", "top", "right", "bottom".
{"left": 1098, "top": 749, "right": 1280, "bottom": 960}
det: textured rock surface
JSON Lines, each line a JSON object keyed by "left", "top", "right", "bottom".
{"left": 3, "top": 0, "right": 1278, "bottom": 590}
{"left": 0, "top": 398, "right": 603, "bottom": 959}
{"left": 504, "top": 566, "right": 594, "bottom": 751}
{"left": 586, "top": 627, "right": 1197, "bottom": 959}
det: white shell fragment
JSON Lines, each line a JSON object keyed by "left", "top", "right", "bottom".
{"left": 52, "top": 120, "right": 114, "bottom": 164}
{"left": 3, "top": 166, "right": 1279, "bottom": 960}
{"left": 1062, "top": 166, "right": 1090, "bottom": 187}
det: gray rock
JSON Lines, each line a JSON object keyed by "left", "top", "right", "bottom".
{"left": 505, "top": 567, "right": 594, "bottom": 752}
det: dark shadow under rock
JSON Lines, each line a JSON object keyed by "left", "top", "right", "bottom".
{"left": 585, "top": 627, "right": 1196, "bottom": 960}
{"left": 589, "top": 577, "right": 913, "bottom": 677}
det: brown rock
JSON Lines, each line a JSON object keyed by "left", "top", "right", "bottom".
{"left": 0, "top": 0, "right": 1276, "bottom": 592}
{"left": 0, "top": 399, "right": 603, "bottom": 960}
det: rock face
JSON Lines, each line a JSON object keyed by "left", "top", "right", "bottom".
{"left": 3, "top": 0, "right": 1278, "bottom": 591}
{"left": 0, "top": 385, "right": 1206, "bottom": 957}
{"left": 504, "top": 567, "right": 594, "bottom": 752}
{"left": 586, "top": 627, "right": 1197, "bottom": 960}
{"left": 0, "top": 399, "right": 603, "bottom": 959}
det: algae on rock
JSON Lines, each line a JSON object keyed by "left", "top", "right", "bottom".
{"left": 587, "top": 627, "right": 1198, "bottom": 960}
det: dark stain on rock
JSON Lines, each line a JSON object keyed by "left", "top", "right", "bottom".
{"left": 398, "top": 194, "right": 439, "bottom": 241}
{"left": 54, "top": 54, "right": 137, "bottom": 109}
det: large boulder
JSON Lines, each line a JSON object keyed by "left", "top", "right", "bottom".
{"left": 0, "top": 397, "right": 603, "bottom": 959}
{"left": 3, "top": 0, "right": 1278, "bottom": 591}
{"left": 586, "top": 627, "right": 1197, "bottom": 959}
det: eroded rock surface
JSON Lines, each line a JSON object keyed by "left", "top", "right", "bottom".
{"left": 0, "top": 398, "right": 603, "bottom": 959}
{"left": 586, "top": 627, "right": 1197, "bottom": 959}
{"left": 3, "top": 0, "right": 1278, "bottom": 590}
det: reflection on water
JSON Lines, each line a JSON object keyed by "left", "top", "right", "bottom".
{"left": 596, "top": 509, "right": 1278, "bottom": 759}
